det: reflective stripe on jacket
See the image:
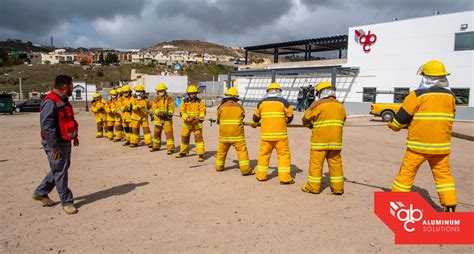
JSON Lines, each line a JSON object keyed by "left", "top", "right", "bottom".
{"left": 302, "top": 97, "right": 346, "bottom": 150}
{"left": 392, "top": 87, "right": 456, "bottom": 154}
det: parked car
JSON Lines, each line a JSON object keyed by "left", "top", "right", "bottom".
{"left": 370, "top": 103, "right": 402, "bottom": 122}
{"left": 0, "top": 93, "right": 15, "bottom": 114}
{"left": 15, "top": 99, "right": 42, "bottom": 112}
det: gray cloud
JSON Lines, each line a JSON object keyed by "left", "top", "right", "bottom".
{"left": 0, "top": 0, "right": 472, "bottom": 49}
{"left": 0, "top": 0, "right": 147, "bottom": 35}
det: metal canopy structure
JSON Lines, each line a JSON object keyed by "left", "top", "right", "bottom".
{"left": 227, "top": 66, "right": 360, "bottom": 107}
{"left": 243, "top": 35, "right": 348, "bottom": 64}
{"left": 227, "top": 65, "right": 359, "bottom": 88}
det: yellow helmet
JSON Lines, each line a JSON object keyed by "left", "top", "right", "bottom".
{"left": 156, "top": 83, "right": 167, "bottom": 91}
{"left": 418, "top": 60, "right": 449, "bottom": 76}
{"left": 266, "top": 82, "right": 281, "bottom": 92}
{"left": 315, "top": 81, "right": 333, "bottom": 93}
{"left": 225, "top": 87, "right": 239, "bottom": 97}
{"left": 121, "top": 85, "right": 131, "bottom": 93}
{"left": 92, "top": 92, "right": 101, "bottom": 99}
{"left": 134, "top": 84, "right": 145, "bottom": 92}
{"left": 187, "top": 85, "right": 199, "bottom": 93}
{"left": 109, "top": 89, "right": 117, "bottom": 96}
{"left": 116, "top": 87, "right": 122, "bottom": 94}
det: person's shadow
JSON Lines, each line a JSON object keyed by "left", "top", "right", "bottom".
{"left": 74, "top": 182, "right": 149, "bottom": 208}
{"left": 344, "top": 177, "right": 443, "bottom": 211}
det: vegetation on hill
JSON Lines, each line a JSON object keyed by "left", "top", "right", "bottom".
{"left": 0, "top": 63, "right": 236, "bottom": 93}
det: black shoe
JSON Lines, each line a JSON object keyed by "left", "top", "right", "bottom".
{"left": 444, "top": 206, "right": 456, "bottom": 212}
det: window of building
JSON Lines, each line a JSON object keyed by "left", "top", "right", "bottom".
{"left": 363, "top": 87, "right": 376, "bottom": 102}
{"left": 451, "top": 88, "right": 470, "bottom": 106}
{"left": 454, "top": 32, "right": 474, "bottom": 51}
{"left": 394, "top": 88, "right": 410, "bottom": 103}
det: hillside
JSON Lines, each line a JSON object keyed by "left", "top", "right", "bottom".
{"left": 0, "top": 63, "right": 236, "bottom": 93}
{"left": 143, "top": 39, "right": 269, "bottom": 62}
{"left": 143, "top": 40, "right": 243, "bottom": 57}
{"left": 0, "top": 39, "right": 51, "bottom": 53}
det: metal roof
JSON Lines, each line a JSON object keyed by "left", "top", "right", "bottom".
{"left": 244, "top": 35, "right": 348, "bottom": 55}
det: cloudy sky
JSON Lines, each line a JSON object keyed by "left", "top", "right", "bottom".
{"left": 0, "top": 0, "right": 472, "bottom": 49}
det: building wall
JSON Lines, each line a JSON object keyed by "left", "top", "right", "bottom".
{"left": 129, "top": 75, "right": 188, "bottom": 94}
{"left": 345, "top": 11, "right": 473, "bottom": 107}
{"left": 235, "top": 11, "right": 474, "bottom": 120}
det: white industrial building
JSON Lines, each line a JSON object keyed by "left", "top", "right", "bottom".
{"left": 128, "top": 75, "right": 188, "bottom": 95}
{"left": 235, "top": 11, "right": 473, "bottom": 120}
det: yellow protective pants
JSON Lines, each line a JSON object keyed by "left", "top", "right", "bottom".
{"left": 114, "top": 116, "right": 123, "bottom": 141}
{"left": 106, "top": 118, "right": 115, "bottom": 140}
{"left": 122, "top": 113, "right": 132, "bottom": 142}
{"left": 152, "top": 121, "right": 175, "bottom": 151}
{"left": 130, "top": 118, "right": 151, "bottom": 146}
{"left": 180, "top": 127, "right": 204, "bottom": 155}
{"left": 215, "top": 141, "right": 251, "bottom": 175}
{"left": 392, "top": 149, "right": 457, "bottom": 206}
{"left": 302, "top": 150, "right": 344, "bottom": 194}
{"left": 256, "top": 139, "right": 292, "bottom": 183}
{"left": 95, "top": 117, "right": 105, "bottom": 137}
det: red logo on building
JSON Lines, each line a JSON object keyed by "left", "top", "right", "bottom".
{"left": 355, "top": 29, "right": 377, "bottom": 53}
{"left": 374, "top": 192, "right": 474, "bottom": 244}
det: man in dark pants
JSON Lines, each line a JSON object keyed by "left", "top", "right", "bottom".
{"left": 33, "top": 75, "right": 79, "bottom": 214}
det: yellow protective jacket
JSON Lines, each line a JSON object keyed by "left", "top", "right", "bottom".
{"left": 151, "top": 95, "right": 174, "bottom": 125}
{"left": 302, "top": 97, "right": 346, "bottom": 150}
{"left": 217, "top": 100, "right": 245, "bottom": 143}
{"left": 180, "top": 97, "right": 206, "bottom": 129}
{"left": 131, "top": 96, "right": 151, "bottom": 121}
{"left": 91, "top": 98, "right": 107, "bottom": 119}
{"left": 389, "top": 87, "right": 456, "bottom": 154}
{"left": 120, "top": 96, "right": 134, "bottom": 121}
{"left": 251, "top": 97, "right": 293, "bottom": 141}
{"left": 105, "top": 99, "right": 119, "bottom": 121}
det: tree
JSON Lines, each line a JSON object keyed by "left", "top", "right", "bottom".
{"left": 99, "top": 52, "right": 104, "bottom": 64}
{"left": 80, "top": 58, "right": 89, "bottom": 66}
{"left": 104, "top": 53, "right": 119, "bottom": 65}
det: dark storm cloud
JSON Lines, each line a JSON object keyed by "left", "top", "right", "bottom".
{"left": 0, "top": 0, "right": 147, "bottom": 35}
{"left": 0, "top": 0, "right": 472, "bottom": 48}
{"left": 154, "top": 0, "right": 293, "bottom": 33}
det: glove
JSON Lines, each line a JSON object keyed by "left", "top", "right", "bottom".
{"left": 250, "top": 121, "right": 258, "bottom": 128}
{"left": 387, "top": 121, "right": 401, "bottom": 132}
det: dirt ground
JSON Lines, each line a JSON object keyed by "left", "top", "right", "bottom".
{"left": 0, "top": 108, "right": 473, "bottom": 253}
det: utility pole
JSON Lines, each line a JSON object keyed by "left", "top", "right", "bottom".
{"left": 84, "top": 74, "right": 89, "bottom": 112}
{"left": 19, "top": 77, "right": 22, "bottom": 100}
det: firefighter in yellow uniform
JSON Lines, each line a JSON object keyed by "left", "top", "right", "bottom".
{"left": 301, "top": 81, "right": 346, "bottom": 194}
{"left": 113, "top": 87, "right": 124, "bottom": 142}
{"left": 150, "top": 83, "right": 175, "bottom": 154}
{"left": 105, "top": 89, "right": 118, "bottom": 141}
{"left": 120, "top": 85, "right": 134, "bottom": 146}
{"left": 388, "top": 60, "right": 457, "bottom": 212}
{"left": 90, "top": 92, "right": 107, "bottom": 138}
{"left": 250, "top": 83, "right": 294, "bottom": 184}
{"left": 176, "top": 85, "right": 206, "bottom": 162}
{"left": 215, "top": 88, "right": 254, "bottom": 175}
{"left": 130, "top": 85, "right": 152, "bottom": 148}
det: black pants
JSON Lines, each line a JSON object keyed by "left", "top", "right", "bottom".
{"left": 34, "top": 141, "right": 74, "bottom": 205}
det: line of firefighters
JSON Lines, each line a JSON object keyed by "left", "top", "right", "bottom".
{"left": 90, "top": 60, "right": 458, "bottom": 212}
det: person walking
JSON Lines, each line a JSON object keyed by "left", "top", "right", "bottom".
{"left": 33, "top": 75, "right": 79, "bottom": 214}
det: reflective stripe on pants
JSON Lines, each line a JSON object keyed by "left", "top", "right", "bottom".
{"left": 215, "top": 141, "right": 251, "bottom": 175}
{"left": 303, "top": 150, "right": 344, "bottom": 193}
{"left": 256, "top": 139, "right": 292, "bottom": 183}
{"left": 391, "top": 149, "right": 457, "bottom": 206}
